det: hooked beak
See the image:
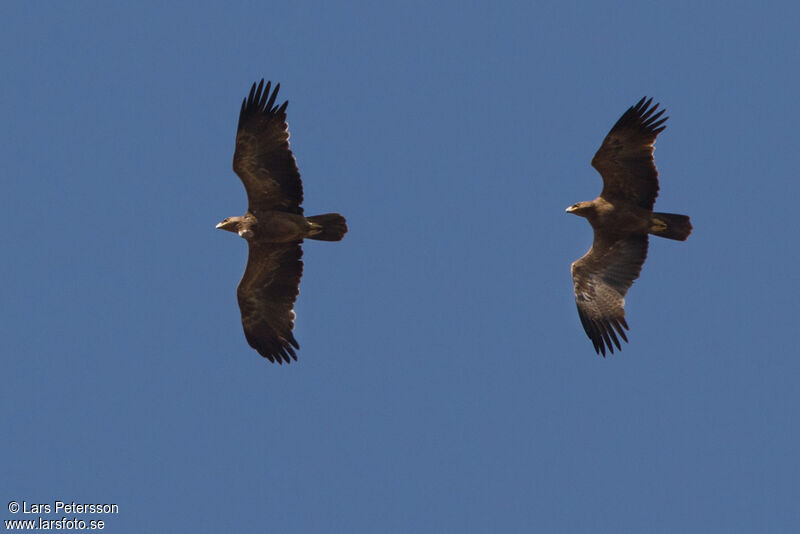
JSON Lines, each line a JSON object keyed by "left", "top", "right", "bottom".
{"left": 215, "top": 222, "right": 224, "bottom": 229}
{"left": 565, "top": 205, "right": 575, "bottom": 213}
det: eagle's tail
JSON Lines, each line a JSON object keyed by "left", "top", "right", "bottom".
{"left": 650, "top": 212, "right": 692, "bottom": 241}
{"left": 306, "top": 213, "right": 348, "bottom": 241}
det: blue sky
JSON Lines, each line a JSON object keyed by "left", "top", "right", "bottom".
{"left": 2, "top": 1, "right": 799, "bottom": 532}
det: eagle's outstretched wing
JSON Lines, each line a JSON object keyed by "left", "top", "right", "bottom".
{"left": 571, "top": 234, "right": 648, "bottom": 356}
{"left": 237, "top": 242, "right": 303, "bottom": 364}
{"left": 233, "top": 80, "right": 303, "bottom": 215}
{"left": 591, "top": 97, "right": 667, "bottom": 211}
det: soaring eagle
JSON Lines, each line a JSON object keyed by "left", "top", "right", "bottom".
{"left": 216, "top": 80, "right": 347, "bottom": 363}
{"left": 567, "top": 97, "right": 692, "bottom": 356}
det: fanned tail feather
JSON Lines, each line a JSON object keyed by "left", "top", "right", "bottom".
{"left": 650, "top": 212, "right": 692, "bottom": 241}
{"left": 307, "top": 213, "right": 348, "bottom": 241}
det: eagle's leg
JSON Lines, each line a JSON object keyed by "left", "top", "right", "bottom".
{"left": 307, "top": 220, "right": 323, "bottom": 236}
{"left": 650, "top": 217, "right": 668, "bottom": 233}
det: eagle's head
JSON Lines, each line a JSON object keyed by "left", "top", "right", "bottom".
{"left": 216, "top": 216, "right": 253, "bottom": 239}
{"left": 565, "top": 201, "right": 594, "bottom": 217}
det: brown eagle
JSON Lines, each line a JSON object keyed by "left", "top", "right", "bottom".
{"left": 567, "top": 97, "right": 692, "bottom": 356}
{"left": 216, "top": 80, "right": 347, "bottom": 363}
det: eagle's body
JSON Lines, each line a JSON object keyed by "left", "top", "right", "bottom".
{"left": 570, "top": 197, "right": 677, "bottom": 237}
{"left": 567, "top": 97, "right": 691, "bottom": 356}
{"left": 218, "top": 211, "right": 322, "bottom": 242}
{"left": 217, "top": 80, "right": 347, "bottom": 364}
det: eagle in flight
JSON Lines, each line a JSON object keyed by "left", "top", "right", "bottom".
{"left": 567, "top": 97, "right": 691, "bottom": 356}
{"left": 217, "top": 80, "right": 347, "bottom": 363}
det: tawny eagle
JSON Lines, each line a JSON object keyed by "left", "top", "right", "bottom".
{"left": 217, "top": 80, "right": 347, "bottom": 363}
{"left": 567, "top": 97, "right": 691, "bottom": 356}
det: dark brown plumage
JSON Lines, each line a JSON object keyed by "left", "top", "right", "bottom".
{"left": 567, "top": 97, "right": 692, "bottom": 356}
{"left": 217, "top": 80, "right": 347, "bottom": 363}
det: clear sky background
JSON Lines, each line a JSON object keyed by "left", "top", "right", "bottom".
{"left": 2, "top": 1, "right": 799, "bottom": 532}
